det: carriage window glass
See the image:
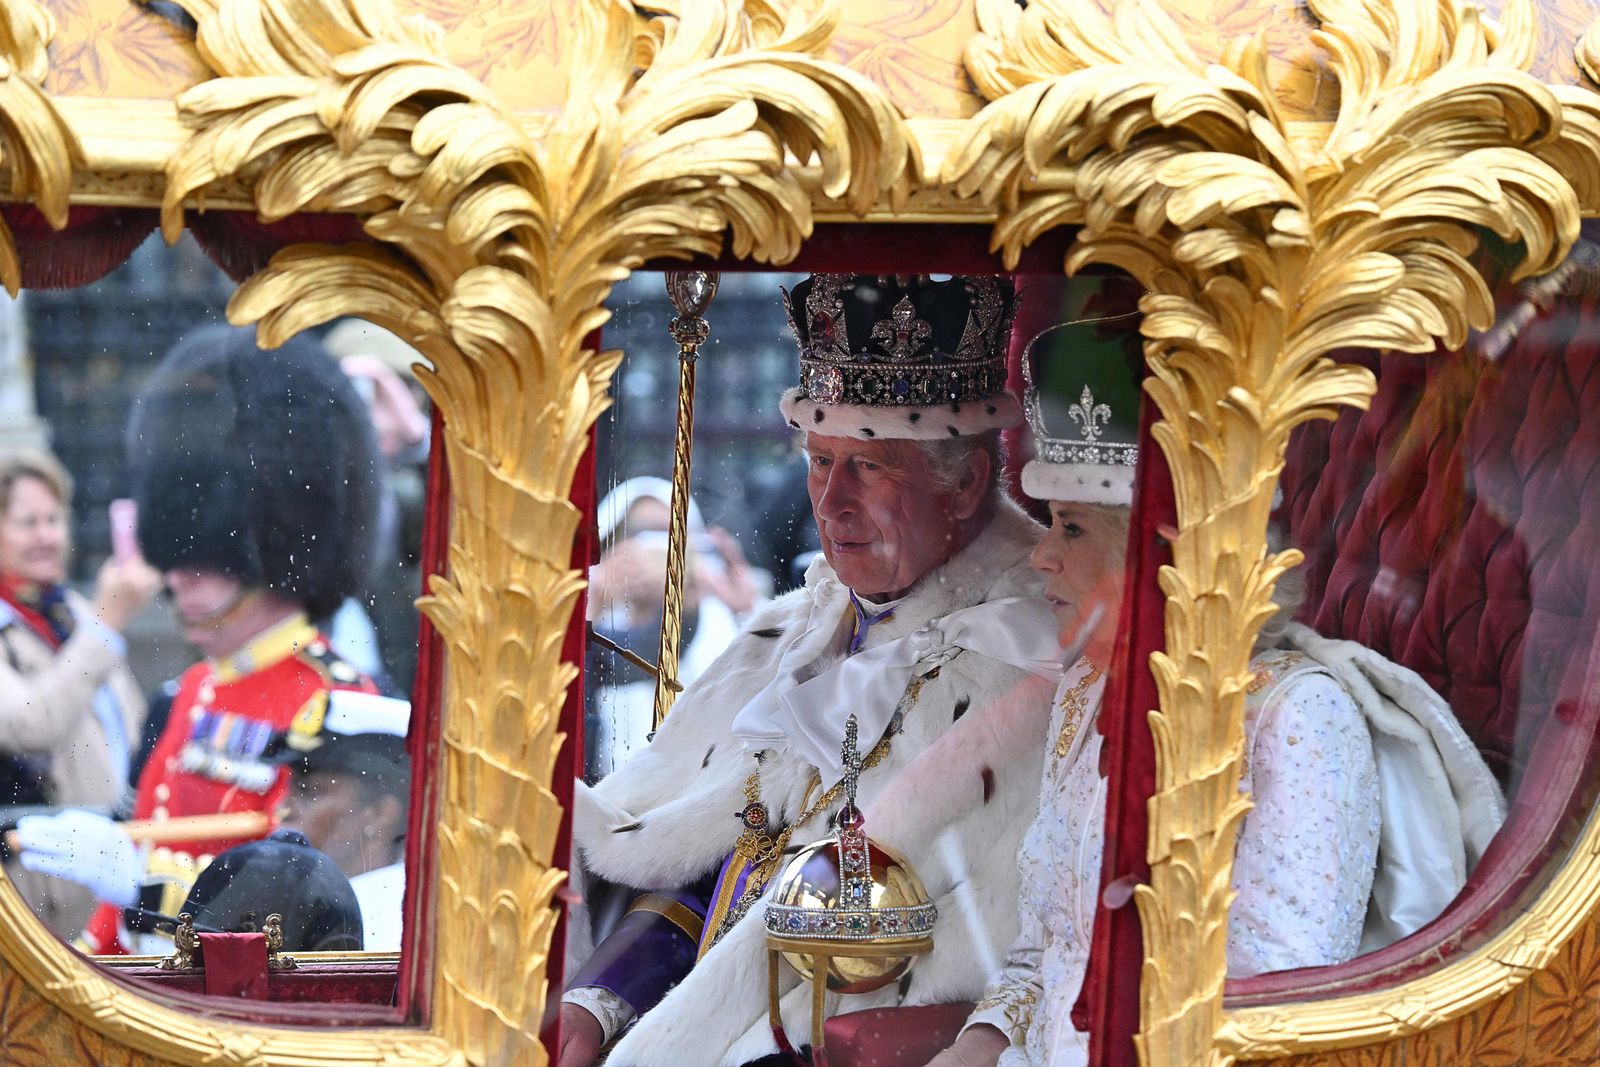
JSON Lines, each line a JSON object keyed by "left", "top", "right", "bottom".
{"left": 585, "top": 272, "right": 802, "bottom": 781}
{"left": 571, "top": 259, "right": 1600, "bottom": 1052}
{"left": 0, "top": 231, "right": 424, "bottom": 1002}
{"left": 570, "top": 270, "right": 1157, "bottom": 1064}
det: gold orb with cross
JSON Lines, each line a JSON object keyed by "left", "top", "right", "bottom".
{"left": 763, "top": 716, "right": 938, "bottom": 1056}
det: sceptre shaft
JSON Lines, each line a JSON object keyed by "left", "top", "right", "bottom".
{"left": 652, "top": 270, "right": 719, "bottom": 730}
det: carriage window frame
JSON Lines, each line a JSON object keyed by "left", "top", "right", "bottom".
{"left": 1, "top": 0, "right": 1594, "bottom": 1052}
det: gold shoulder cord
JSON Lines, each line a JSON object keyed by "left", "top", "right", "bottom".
{"left": 704, "top": 667, "right": 942, "bottom": 951}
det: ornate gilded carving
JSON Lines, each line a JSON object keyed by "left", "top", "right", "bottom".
{"left": 2, "top": 0, "right": 1599, "bottom": 1063}
{"left": 1256, "top": 904, "right": 1600, "bottom": 1065}
{"left": 0, "top": 870, "right": 463, "bottom": 1064}
{"left": 950, "top": 0, "right": 1600, "bottom": 1064}
{"left": 1580, "top": 10, "right": 1600, "bottom": 87}
{"left": 155, "top": 913, "right": 202, "bottom": 972}
{"left": 0, "top": 0, "right": 81, "bottom": 294}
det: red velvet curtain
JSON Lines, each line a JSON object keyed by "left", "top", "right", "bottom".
{"left": 543, "top": 352, "right": 601, "bottom": 1055}
{"left": 186, "top": 212, "right": 367, "bottom": 282}
{"left": 0, "top": 206, "right": 370, "bottom": 290}
{"left": 0, "top": 205, "right": 157, "bottom": 289}
{"left": 642, "top": 223, "right": 1080, "bottom": 274}
{"left": 995, "top": 273, "right": 1157, "bottom": 1064}
{"left": 398, "top": 405, "right": 450, "bottom": 1022}
{"left": 3, "top": 208, "right": 1086, "bottom": 286}
{"left": 1080, "top": 390, "right": 1171, "bottom": 1064}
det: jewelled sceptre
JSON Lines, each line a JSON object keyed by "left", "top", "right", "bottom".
{"left": 765, "top": 715, "right": 939, "bottom": 1066}
{"left": 652, "top": 270, "right": 720, "bottom": 730}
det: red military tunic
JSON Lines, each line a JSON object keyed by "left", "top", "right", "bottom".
{"left": 81, "top": 612, "right": 375, "bottom": 953}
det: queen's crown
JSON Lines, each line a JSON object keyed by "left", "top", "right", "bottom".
{"left": 1022, "top": 322, "right": 1140, "bottom": 469}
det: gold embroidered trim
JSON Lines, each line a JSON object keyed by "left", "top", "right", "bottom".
{"left": 1055, "top": 663, "right": 1104, "bottom": 760}
{"left": 626, "top": 893, "right": 705, "bottom": 944}
{"left": 974, "top": 986, "right": 1038, "bottom": 1044}
{"left": 207, "top": 612, "right": 316, "bottom": 683}
{"left": 1243, "top": 650, "right": 1306, "bottom": 695}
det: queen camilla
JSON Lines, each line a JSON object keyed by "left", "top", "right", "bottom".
{"left": 926, "top": 313, "right": 1506, "bottom": 1067}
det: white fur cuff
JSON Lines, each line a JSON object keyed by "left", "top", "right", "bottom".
{"left": 779, "top": 387, "right": 1023, "bottom": 441}
{"left": 1021, "top": 459, "right": 1135, "bottom": 505}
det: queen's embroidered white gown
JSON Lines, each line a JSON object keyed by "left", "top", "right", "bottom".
{"left": 967, "top": 650, "right": 1382, "bottom": 1066}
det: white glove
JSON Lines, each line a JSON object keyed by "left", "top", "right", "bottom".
{"left": 14, "top": 809, "right": 141, "bottom": 908}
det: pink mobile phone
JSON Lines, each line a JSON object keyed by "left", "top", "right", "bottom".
{"left": 109, "top": 499, "right": 140, "bottom": 562}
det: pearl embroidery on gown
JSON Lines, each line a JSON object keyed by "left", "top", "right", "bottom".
{"left": 966, "top": 651, "right": 1380, "bottom": 1066}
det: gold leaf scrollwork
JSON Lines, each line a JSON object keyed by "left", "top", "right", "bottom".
{"left": 148, "top": 0, "right": 913, "bottom": 1063}
{"left": 950, "top": 0, "right": 1600, "bottom": 1064}
{"left": 0, "top": 0, "right": 82, "bottom": 295}
{"left": 1580, "top": 12, "right": 1600, "bottom": 89}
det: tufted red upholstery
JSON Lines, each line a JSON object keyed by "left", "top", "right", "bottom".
{"left": 1284, "top": 301, "right": 1600, "bottom": 788}
{"left": 1231, "top": 294, "right": 1600, "bottom": 1001}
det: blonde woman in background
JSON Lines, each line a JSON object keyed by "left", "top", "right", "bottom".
{"left": 0, "top": 450, "right": 158, "bottom": 937}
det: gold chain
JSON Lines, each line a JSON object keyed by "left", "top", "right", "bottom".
{"left": 730, "top": 731, "right": 894, "bottom": 894}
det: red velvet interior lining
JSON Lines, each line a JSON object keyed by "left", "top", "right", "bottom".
{"left": 1082, "top": 391, "right": 1172, "bottom": 1064}
{"left": 0, "top": 205, "right": 160, "bottom": 289}
{"left": 397, "top": 405, "right": 451, "bottom": 1024}
{"left": 543, "top": 371, "right": 600, "bottom": 1056}
{"left": 105, "top": 961, "right": 400, "bottom": 1016}
{"left": 0, "top": 209, "right": 1086, "bottom": 289}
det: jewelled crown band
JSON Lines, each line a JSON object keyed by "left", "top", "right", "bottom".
{"left": 778, "top": 273, "right": 1023, "bottom": 441}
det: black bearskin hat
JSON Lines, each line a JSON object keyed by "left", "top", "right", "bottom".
{"left": 127, "top": 325, "right": 381, "bottom": 620}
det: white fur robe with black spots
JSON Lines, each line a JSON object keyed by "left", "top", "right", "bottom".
{"left": 573, "top": 499, "right": 1057, "bottom": 1066}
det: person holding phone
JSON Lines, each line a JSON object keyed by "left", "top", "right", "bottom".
{"left": 584, "top": 477, "right": 767, "bottom": 776}
{"left": 12, "top": 326, "right": 387, "bottom": 955}
{"left": 0, "top": 451, "right": 159, "bottom": 938}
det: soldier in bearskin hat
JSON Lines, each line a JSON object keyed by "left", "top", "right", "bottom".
{"left": 561, "top": 275, "right": 1066, "bottom": 1067}
{"left": 14, "top": 324, "right": 389, "bottom": 954}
